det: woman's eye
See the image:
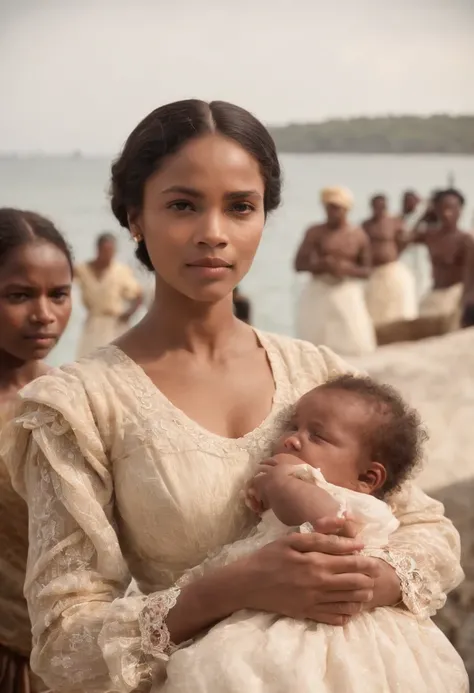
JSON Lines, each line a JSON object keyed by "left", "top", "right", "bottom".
{"left": 51, "top": 291, "right": 71, "bottom": 303}
{"left": 231, "top": 202, "right": 255, "bottom": 214}
{"left": 7, "top": 293, "right": 28, "bottom": 303}
{"left": 169, "top": 201, "right": 193, "bottom": 212}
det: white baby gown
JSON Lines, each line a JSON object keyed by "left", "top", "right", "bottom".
{"left": 159, "top": 466, "right": 468, "bottom": 693}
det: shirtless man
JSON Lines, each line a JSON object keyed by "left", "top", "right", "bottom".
{"left": 414, "top": 188, "right": 471, "bottom": 328}
{"left": 461, "top": 238, "right": 474, "bottom": 328}
{"left": 363, "top": 194, "right": 417, "bottom": 326}
{"left": 294, "top": 186, "right": 376, "bottom": 356}
{"left": 400, "top": 190, "right": 422, "bottom": 229}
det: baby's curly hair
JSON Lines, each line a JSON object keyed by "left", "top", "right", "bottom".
{"left": 320, "top": 374, "right": 427, "bottom": 498}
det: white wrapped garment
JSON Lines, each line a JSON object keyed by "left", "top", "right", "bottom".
{"left": 159, "top": 467, "right": 467, "bottom": 693}
{"left": 366, "top": 261, "right": 418, "bottom": 327}
{"left": 296, "top": 275, "right": 376, "bottom": 356}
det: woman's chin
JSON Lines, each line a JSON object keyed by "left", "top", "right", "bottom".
{"left": 191, "top": 288, "right": 234, "bottom": 304}
{"left": 178, "top": 282, "right": 237, "bottom": 304}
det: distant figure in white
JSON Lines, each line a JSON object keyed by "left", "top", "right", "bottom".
{"left": 363, "top": 194, "right": 418, "bottom": 327}
{"left": 294, "top": 187, "right": 376, "bottom": 356}
{"left": 75, "top": 233, "right": 142, "bottom": 357}
{"left": 399, "top": 189, "right": 435, "bottom": 300}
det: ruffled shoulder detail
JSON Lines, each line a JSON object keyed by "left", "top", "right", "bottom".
{"left": 0, "top": 354, "right": 120, "bottom": 501}
{"left": 256, "top": 330, "right": 358, "bottom": 395}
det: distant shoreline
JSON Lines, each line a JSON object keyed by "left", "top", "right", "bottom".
{"left": 1, "top": 115, "right": 473, "bottom": 158}
{"left": 269, "top": 115, "right": 474, "bottom": 155}
{"left": 1, "top": 151, "right": 473, "bottom": 160}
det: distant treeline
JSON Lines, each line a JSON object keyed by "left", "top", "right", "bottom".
{"left": 268, "top": 115, "right": 474, "bottom": 154}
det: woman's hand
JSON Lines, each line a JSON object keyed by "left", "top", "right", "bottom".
{"left": 238, "top": 518, "right": 381, "bottom": 626}
{"left": 166, "top": 517, "right": 402, "bottom": 645}
{"left": 362, "top": 558, "right": 402, "bottom": 610}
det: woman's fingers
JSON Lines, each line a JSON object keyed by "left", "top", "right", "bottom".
{"left": 338, "top": 519, "right": 359, "bottom": 538}
{"left": 323, "top": 554, "right": 381, "bottom": 578}
{"left": 287, "top": 531, "right": 363, "bottom": 556}
{"left": 310, "top": 602, "right": 364, "bottom": 623}
{"left": 316, "top": 587, "right": 374, "bottom": 604}
{"left": 307, "top": 612, "right": 352, "bottom": 626}
{"left": 317, "top": 587, "right": 374, "bottom": 611}
{"left": 322, "top": 570, "right": 376, "bottom": 592}
{"left": 320, "top": 602, "right": 363, "bottom": 616}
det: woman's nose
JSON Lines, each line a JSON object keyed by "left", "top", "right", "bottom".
{"left": 195, "top": 211, "right": 228, "bottom": 249}
{"left": 284, "top": 435, "right": 301, "bottom": 451}
{"left": 30, "top": 299, "right": 55, "bottom": 325}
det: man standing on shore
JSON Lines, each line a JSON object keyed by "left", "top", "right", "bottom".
{"left": 400, "top": 190, "right": 422, "bottom": 228}
{"left": 461, "top": 237, "right": 474, "bottom": 327}
{"left": 294, "top": 186, "right": 376, "bottom": 356}
{"left": 415, "top": 189, "right": 472, "bottom": 329}
{"left": 363, "top": 194, "right": 417, "bottom": 327}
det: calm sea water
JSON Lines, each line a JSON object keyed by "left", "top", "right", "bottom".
{"left": 1, "top": 153, "right": 473, "bottom": 366}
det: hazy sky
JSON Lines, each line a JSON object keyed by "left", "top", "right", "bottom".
{"left": 1, "top": 0, "right": 473, "bottom": 153}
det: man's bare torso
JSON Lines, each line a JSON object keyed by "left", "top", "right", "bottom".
{"left": 362, "top": 216, "right": 405, "bottom": 266}
{"left": 419, "top": 229, "right": 471, "bottom": 289}
{"left": 310, "top": 223, "right": 367, "bottom": 262}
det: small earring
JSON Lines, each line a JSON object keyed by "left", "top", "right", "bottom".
{"left": 132, "top": 232, "right": 143, "bottom": 243}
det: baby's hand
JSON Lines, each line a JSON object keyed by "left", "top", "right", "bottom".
{"left": 244, "top": 454, "right": 300, "bottom": 514}
{"left": 258, "top": 453, "right": 301, "bottom": 476}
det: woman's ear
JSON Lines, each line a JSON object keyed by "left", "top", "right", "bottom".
{"left": 357, "top": 462, "right": 386, "bottom": 495}
{"left": 128, "top": 217, "right": 143, "bottom": 243}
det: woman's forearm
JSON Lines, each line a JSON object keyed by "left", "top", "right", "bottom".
{"left": 165, "top": 560, "right": 250, "bottom": 644}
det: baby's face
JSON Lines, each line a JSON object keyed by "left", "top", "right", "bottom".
{"left": 273, "top": 387, "right": 374, "bottom": 492}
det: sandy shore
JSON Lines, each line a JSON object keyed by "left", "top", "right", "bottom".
{"left": 352, "top": 327, "right": 474, "bottom": 492}
{"left": 353, "top": 328, "right": 474, "bottom": 686}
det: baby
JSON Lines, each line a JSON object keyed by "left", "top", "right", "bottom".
{"left": 244, "top": 373, "right": 419, "bottom": 542}
{"left": 157, "top": 376, "right": 468, "bottom": 693}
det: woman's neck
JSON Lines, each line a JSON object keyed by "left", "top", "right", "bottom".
{"left": 133, "top": 279, "right": 250, "bottom": 358}
{"left": 0, "top": 352, "right": 46, "bottom": 399}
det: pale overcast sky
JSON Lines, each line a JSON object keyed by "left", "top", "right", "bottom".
{"left": 1, "top": 0, "right": 472, "bottom": 154}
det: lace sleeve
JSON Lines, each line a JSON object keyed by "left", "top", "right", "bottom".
{"left": 365, "top": 482, "right": 464, "bottom": 620}
{"left": 2, "top": 396, "right": 182, "bottom": 693}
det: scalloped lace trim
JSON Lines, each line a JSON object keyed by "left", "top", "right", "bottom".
{"left": 365, "top": 548, "right": 442, "bottom": 618}
{"left": 138, "top": 587, "right": 181, "bottom": 660}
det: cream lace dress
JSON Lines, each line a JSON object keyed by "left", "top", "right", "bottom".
{"left": 160, "top": 466, "right": 468, "bottom": 693}
{"left": 0, "top": 331, "right": 465, "bottom": 693}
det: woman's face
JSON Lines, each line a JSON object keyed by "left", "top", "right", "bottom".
{"left": 132, "top": 134, "right": 266, "bottom": 302}
{"left": 0, "top": 242, "right": 72, "bottom": 361}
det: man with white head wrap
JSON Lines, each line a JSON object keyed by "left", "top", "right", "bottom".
{"left": 294, "top": 186, "right": 376, "bottom": 356}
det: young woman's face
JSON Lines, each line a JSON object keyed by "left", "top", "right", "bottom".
{"left": 132, "top": 134, "right": 266, "bottom": 302}
{"left": 0, "top": 242, "right": 72, "bottom": 361}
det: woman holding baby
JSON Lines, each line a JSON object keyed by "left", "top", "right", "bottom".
{"left": 0, "top": 100, "right": 467, "bottom": 692}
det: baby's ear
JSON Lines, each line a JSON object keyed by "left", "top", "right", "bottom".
{"left": 357, "top": 462, "right": 386, "bottom": 495}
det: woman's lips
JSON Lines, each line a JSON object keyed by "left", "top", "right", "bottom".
{"left": 185, "top": 257, "right": 233, "bottom": 278}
